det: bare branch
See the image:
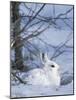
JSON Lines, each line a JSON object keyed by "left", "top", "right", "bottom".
{"left": 18, "top": 4, "right": 45, "bottom": 34}
{"left": 11, "top": 72, "right": 26, "bottom": 84}
{"left": 11, "top": 23, "right": 50, "bottom": 48}
{"left": 62, "top": 19, "right": 73, "bottom": 30}
{"left": 51, "top": 32, "right": 72, "bottom": 59}
{"left": 54, "top": 8, "right": 73, "bottom": 20}
{"left": 11, "top": 6, "right": 73, "bottom": 46}
{"left": 37, "top": 37, "right": 56, "bottom": 49}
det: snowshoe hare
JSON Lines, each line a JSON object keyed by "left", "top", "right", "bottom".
{"left": 24, "top": 53, "right": 60, "bottom": 89}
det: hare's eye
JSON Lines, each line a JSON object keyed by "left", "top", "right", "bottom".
{"left": 51, "top": 65, "right": 55, "bottom": 68}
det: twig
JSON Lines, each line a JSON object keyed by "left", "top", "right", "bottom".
{"left": 11, "top": 72, "right": 26, "bottom": 84}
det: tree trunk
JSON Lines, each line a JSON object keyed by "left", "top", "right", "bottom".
{"left": 11, "top": 2, "right": 24, "bottom": 70}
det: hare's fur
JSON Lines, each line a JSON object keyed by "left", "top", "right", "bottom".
{"left": 25, "top": 53, "right": 60, "bottom": 88}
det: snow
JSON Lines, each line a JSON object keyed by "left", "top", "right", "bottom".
{"left": 11, "top": 81, "right": 73, "bottom": 98}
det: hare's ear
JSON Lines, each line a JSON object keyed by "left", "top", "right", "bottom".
{"left": 40, "top": 52, "right": 49, "bottom": 64}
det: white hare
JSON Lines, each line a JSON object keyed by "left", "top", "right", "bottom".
{"left": 24, "top": 53, "right": 60, "bottom": 88}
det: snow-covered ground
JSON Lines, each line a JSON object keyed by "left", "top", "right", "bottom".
{"left": 11, "top": 81, "right": 73, "bottom": 98}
